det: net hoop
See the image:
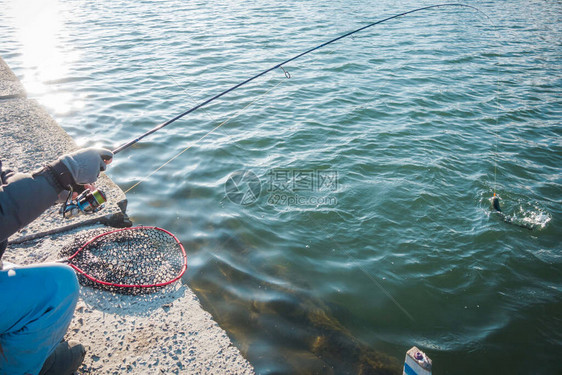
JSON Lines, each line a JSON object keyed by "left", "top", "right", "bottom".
{"left": 67, "top": 226, "right": 187, "bottom": 289}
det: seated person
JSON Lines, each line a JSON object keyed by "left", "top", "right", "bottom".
{"left": 0, "top": 148, "right": 112, "bottom": 375}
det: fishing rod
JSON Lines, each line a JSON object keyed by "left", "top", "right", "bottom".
{"left": 111, "top": 3, "right": 480, "bottom": 155}
{"left": 71, "top": 3, "right": 505, "bottom": 220}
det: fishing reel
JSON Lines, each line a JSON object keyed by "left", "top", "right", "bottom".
{"left": 61, "top": 187, "right": 107, "bottom": 218}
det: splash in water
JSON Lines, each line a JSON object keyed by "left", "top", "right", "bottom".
{"left": 491, "top": 195, "right": 551, "bottom": 230}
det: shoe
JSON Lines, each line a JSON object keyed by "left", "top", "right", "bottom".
{"left": 39, "top": 340, "right": 86, "bottom": 375}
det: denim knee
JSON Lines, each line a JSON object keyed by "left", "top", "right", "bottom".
{"left": 46, "top": 263, "right": 80, "bottom": 304}
{"left": 0, "top": 263, "right": 81, "bottom": 374}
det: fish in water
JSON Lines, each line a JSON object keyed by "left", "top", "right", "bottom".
{"left": 491, "top": 194, "right": 534, "bottom": 230}
{"left": 492, "top": 194, "right": 502, "bottom": 212}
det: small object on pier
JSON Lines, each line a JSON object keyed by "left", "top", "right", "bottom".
{"left": 403, "top": 346, "right": 432, "bottom": 375}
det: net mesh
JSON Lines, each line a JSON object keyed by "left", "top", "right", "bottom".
{"left": 59, "top": 227, "right": 186, "bottom": 294}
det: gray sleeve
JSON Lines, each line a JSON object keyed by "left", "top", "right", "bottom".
{"left": 0, "top": 171, "right": 59, "bottom": 243}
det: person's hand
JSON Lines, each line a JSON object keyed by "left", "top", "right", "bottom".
{"left": 59, "top": 148, "right": 113, "bottom": 185}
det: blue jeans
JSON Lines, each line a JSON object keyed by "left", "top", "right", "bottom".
{"left": 0, "top": 263, "right": 79, "bottom": 375}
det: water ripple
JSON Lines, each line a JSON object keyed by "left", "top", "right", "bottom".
{"left": 1, "top": 0, "right": 560, "bottom": 373}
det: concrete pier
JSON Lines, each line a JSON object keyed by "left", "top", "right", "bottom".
{"left": 0, "top": 57, "right": 254, "bottom": 374}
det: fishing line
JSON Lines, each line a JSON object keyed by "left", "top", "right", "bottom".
{"left": 107, "top": 3, "right": 520, "bottom": 227}
{"left": 482, "top": 12, "right": 529, "bottom": 228}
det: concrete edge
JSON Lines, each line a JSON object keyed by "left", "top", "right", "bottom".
{"left": 0, "top": 57, "right": 26, "bottom": 99}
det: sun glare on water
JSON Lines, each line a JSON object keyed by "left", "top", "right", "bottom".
{"left": 7, "top": 0, "right": 83, "bottom": 116}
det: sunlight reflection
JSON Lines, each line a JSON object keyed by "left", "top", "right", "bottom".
{"left": 7, "top": 0, "right": 81, "bottom": 115}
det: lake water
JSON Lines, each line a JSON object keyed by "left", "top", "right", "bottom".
{"left": 1, "top": 0, "right": 560, "bottom": 373}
